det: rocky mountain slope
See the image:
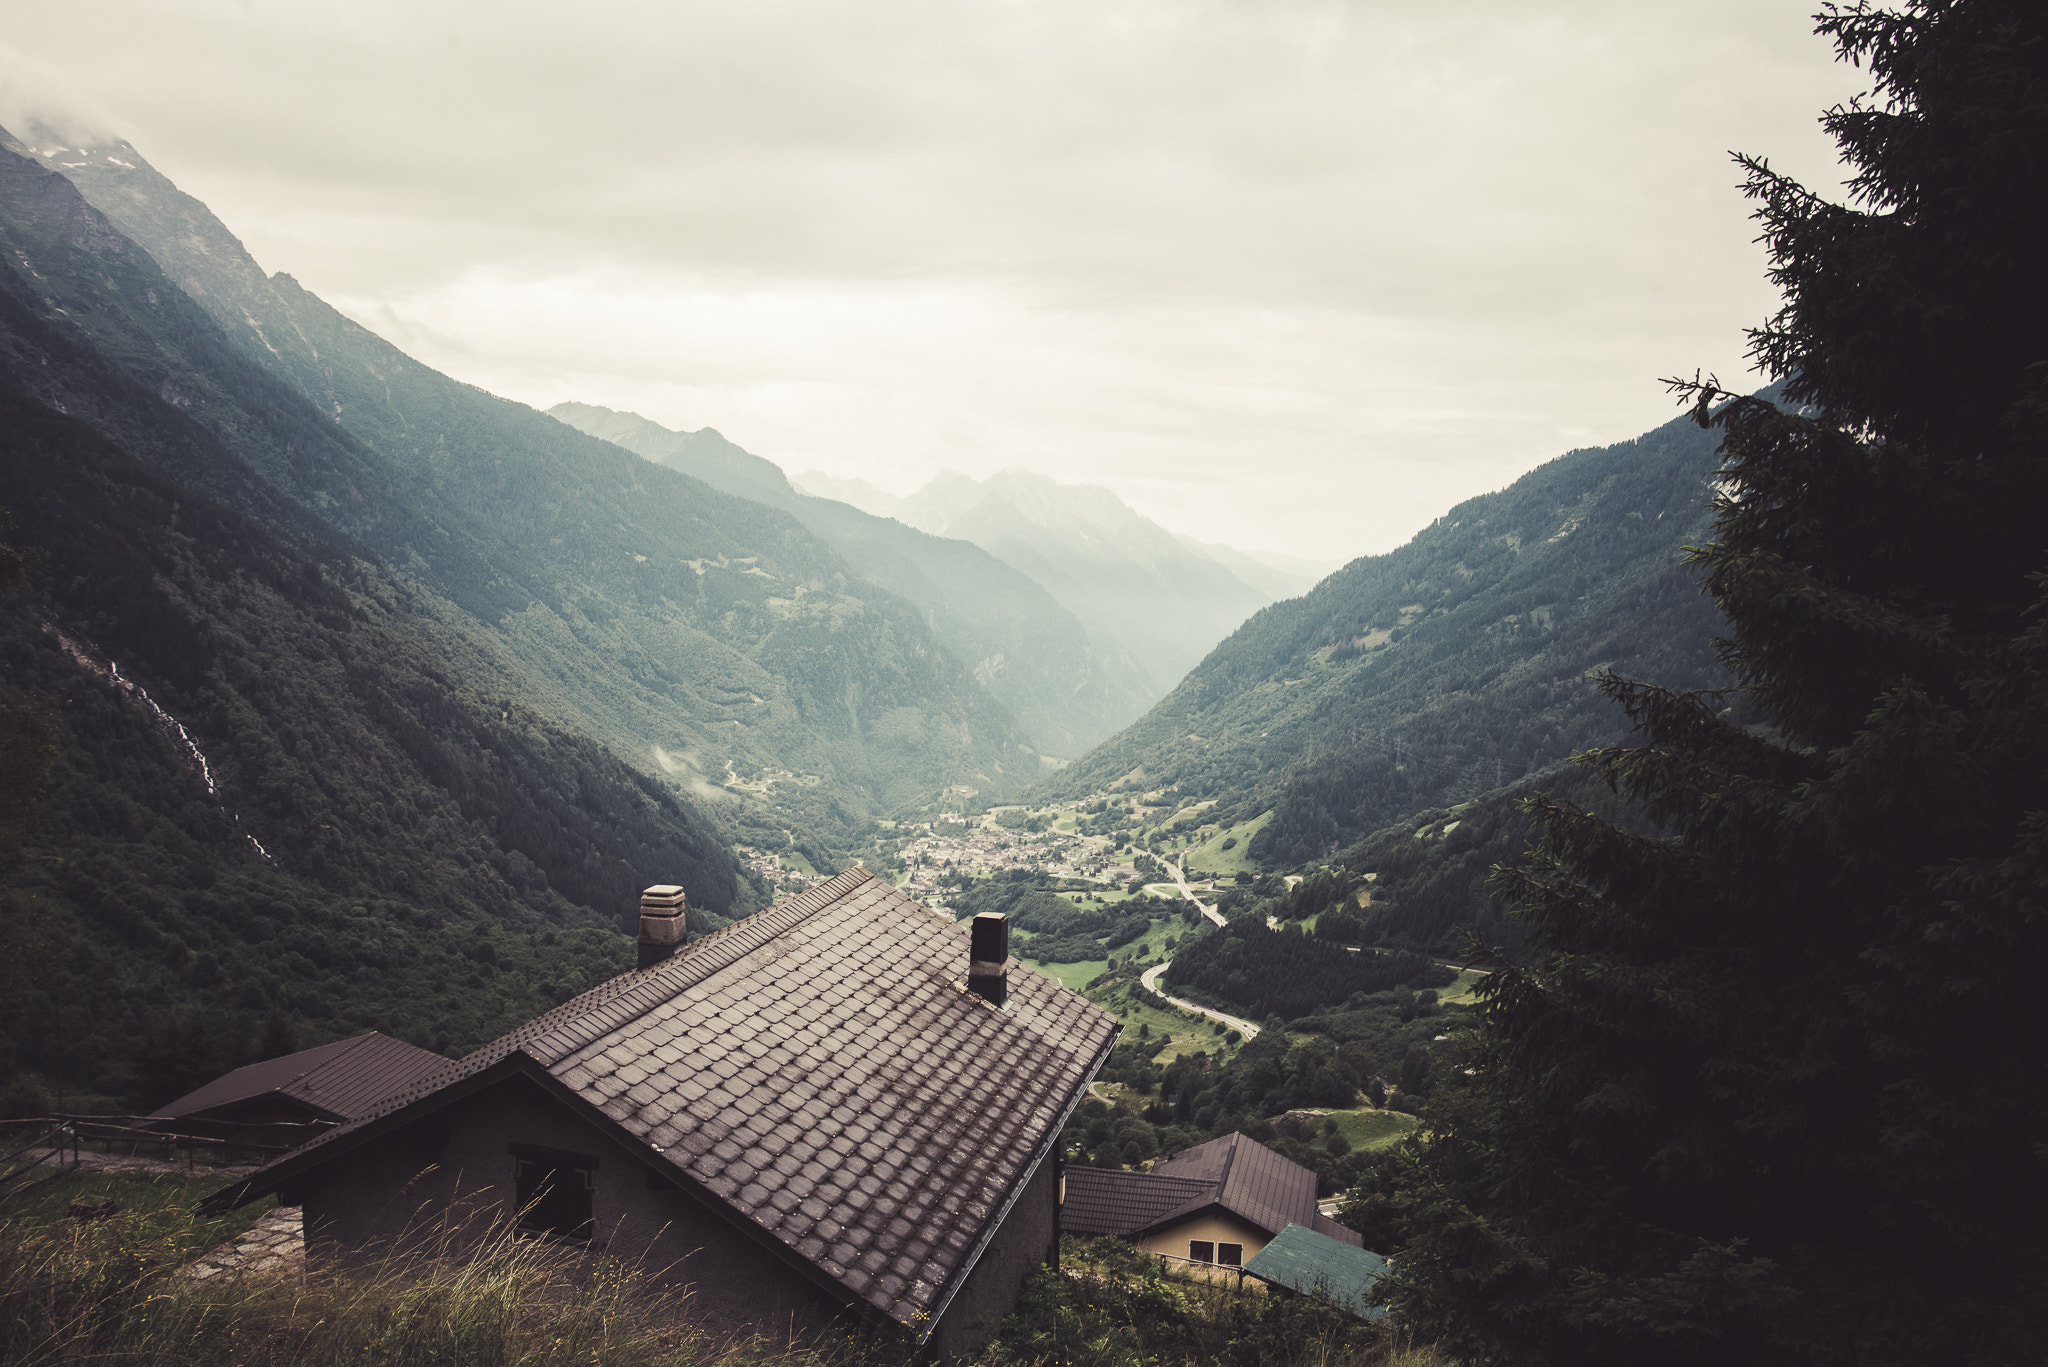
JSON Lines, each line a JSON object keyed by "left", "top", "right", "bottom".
{"left": 550, "top": 402, "right": 1154, "bottom": 758}
{"left": 0, "top": 144, "right": 756, "bottom": 1088}
{"left": 1043, "top": 401, "right": 1742, "bottom": 864}
{"left": 16, "top": 124, "right": 1038, "bottom": 823}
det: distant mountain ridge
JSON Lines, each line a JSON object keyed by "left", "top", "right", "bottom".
{"left": 549, "top": 402, "right": 1156, "bottom": 758}
{"left": 1170, "top": 534, "right": 1328, "bottom": 601}
{"left": 1044, "top": 400, "right": 1744, "bottom": 864}
{"left": 889, "top": 467, "right": 1277, "bottom": 694}
{"left": 17, "top": 123, "right": 1039, "bottom": 828}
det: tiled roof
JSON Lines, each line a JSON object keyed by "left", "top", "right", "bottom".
{"left": 149, "top": 1031, "right": 449, "bottom": 1123}
{"left": 220, "top": 869, "right": 1121, "bottom": 1331}
{"left": 1066, "top": 1133, "right": 1363, "bottom": 1248}
{"left": 1240, "top": 1223, "right": 1388, "bottom": 1320}
{"left": 1060, "top": 1167, "right": 1214, "bottom": 1237}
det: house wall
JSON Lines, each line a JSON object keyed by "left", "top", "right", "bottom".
{"left": 928, "top": 1151, "right": 1059, "bottom": 1357}
{"left": 1138, "top": 1211, "right": 1271, "bottom": 1284}
{"left": 299, "top": 1074, "right": 844, "bottom": 1347}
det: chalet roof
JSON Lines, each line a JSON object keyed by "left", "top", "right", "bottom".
{"left": 1240, "top": 1223, "right": 1388, "bottom": 1319}
{"left": 1060, "top": 1167, "right": 1214, "bottom": 1237}
{"left": 1063, "top": 1133, "right": 1363, "bottom": 1248}
{"left": 148, "top": 1031, "right": 449, "bottom": 1124}
{"left": 215, "top": 868, "right": 1120, "bottom": 1333}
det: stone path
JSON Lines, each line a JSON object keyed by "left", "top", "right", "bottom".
{"left": 184, "top": 1205, "right": 304, "bottom": 1280}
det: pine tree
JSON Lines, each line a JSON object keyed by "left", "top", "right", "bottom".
{"left": 1372, "top": 4, "right": 2048, "bottom": 1363}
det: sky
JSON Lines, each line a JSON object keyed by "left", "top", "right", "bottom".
{"left": 0, "top": 0, "right": 1868, "bottom": 563}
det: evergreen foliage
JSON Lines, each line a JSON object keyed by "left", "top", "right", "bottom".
{"left": 1376, "top": 6, "right": 2048, "bottom": 1362}
{"left": 947, "top": 877, "right": 1167, "bottom": 964}
{"left": 1165, "top": 920, "right": 1452, "bottom": 1023}
{"left": 1322, "top": 762, "right": 1644, "bottom": 958}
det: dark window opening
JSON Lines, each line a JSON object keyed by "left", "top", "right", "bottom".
{"left": 511, "top": 1146, "right": 596, "bottom": 1240}
{"left": 1189, "top": 1240, "right": 1215, "bottom": 1263}
{"left": 1217, "top": 1242, "right": 1243, "bottom": 1268}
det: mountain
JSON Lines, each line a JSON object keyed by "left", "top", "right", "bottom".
{"left": 550, "top": 403, "right": 1154, "bottom": 758}
{"left": 1171, "top": 535, "right": 1332, "bottom": 601}
{"left": 1043, "top": 403, "right": 1741, "bottom": 864}
{"left": 891, "top": 469, "right": 1274, "bottom": 695}
{"left": 790, "top": 470, "right": 907, "bottom": 520}
{"left": 18, "top": 123, "right": 1040, "bottom": 832}
{"left": 0, "top": 146, "right": 760, "bottom": 1089}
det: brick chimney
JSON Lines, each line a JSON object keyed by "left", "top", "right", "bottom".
{"left": 968, "top": 912, "right": 1008, "bottom": 1007}
{"left": 637, "top": 885, "right": 688, "bottom": 969}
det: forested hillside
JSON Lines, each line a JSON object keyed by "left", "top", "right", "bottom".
{"left": 1257, "top": 762, "right": 1646, "bottom": 960}
{"left": 1045, "top": 405, "right": 1740, "bottom": 862}
{"left": 0, "top": 128, "right": 993, "bottom": 1100}
{"left": 0, "top": 352, "right": 736, "bottom": 1098}
{"left": 1162, "top": 923, "right": 1452, "bottom": 1023}
{"left": 551, "top": 403, "right": 1155, "bottom": 758}
{"left": 19, "top": 125, "right": 1038, "bottom": 831}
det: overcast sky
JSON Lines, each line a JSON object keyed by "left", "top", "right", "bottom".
{"left": 2, "top": 1, "right": 1866, "bottom": 562}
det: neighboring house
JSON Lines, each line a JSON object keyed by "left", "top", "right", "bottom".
{"left": 148, "top": 1031, "right": 449, "bottom": 1143}
{"left": 205, "top": 870, "right": 1119, "bottom": 1355}
{"left": 1240, "top": 1222, "right": 1389, "bottom": 1320}
{"left": 1059, "top": 1132, "right": 1362, "bottom": 1276}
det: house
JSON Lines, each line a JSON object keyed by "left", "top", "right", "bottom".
{"left": 148, "top": 1031, "right": 450, "bottom": 1144}
{"left": 1239, "top": 1222, "right": 1388, "bottom": 1320}
{"left": 204, "top": 870, "right": 1120, "bottom": 1355}
{"left": 1058, "top": 1131, "right": 1362, "bottom": 1276}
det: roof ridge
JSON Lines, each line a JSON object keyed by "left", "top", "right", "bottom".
{"left": 1216, "top": 1131, "right": 1240, "bottom": 1192}
{"left": 526, "top": 868, "right": 870, "bottom": 1065}
{"left": 248, "top": 871, "right": 875, "bottom": 1161}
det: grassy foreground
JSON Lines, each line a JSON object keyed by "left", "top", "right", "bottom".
{"left": 1, "top": 1169, "right": 1450, "bottom": 1367}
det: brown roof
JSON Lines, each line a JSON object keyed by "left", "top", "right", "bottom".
{"left": 149, "top": 1031, "right": 449, "bottom": 1124}
{"left": 1060, "top": 1167, "right": 1213, "bottom": 1237}
{"left": 1065, "top": 1133, "right": 1363, "bottom": 1247}
{"left": 218, "top": 869, "right": 1120, "bottom": 1331}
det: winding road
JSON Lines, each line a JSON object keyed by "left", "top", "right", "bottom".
{"left": 1145, "top": 854, "right": 1226, "bottom": 928}
{"left": 1135, "top": 853, "right": 1261, "bottom": 1037}
{"left": 1140, "top": 961, "right": 1261, "bottom": 1039}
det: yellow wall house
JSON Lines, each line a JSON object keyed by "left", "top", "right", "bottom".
{"left": 1059, "top": 1132, "right": 1361, "bottom": 1279}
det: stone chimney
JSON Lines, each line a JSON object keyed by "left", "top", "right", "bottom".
{"left": 968, "top": 912, "right": 1008, "bottom": 1007}
{"left": 637, "top": 884, "right": 688, "bottom": 969}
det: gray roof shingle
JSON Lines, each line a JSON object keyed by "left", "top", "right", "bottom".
{"left": 219, "top": 869, "right": 1120, "bottom": 1329}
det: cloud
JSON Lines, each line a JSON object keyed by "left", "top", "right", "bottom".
{"left": 2, "top": 1, "right": 1870, "bottom": 557}
{"left": 0, "top": 41, "right": 127, "bottom": 144}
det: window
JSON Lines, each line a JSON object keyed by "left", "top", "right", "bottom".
{"left": 1217, "top": 1243, "right": 1243, "bottom": 1268}
{"left": 1189, "top": 1240, "right": 1215, "bottom": 1263}
{"left": 509, "top": 1144, "right": 596, "bottom": 1240}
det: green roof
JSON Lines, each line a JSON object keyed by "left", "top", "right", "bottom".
{"left": 1239, "top": 1222, "right": 1388, "bottom": 1320}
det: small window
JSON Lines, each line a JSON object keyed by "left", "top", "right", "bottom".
{"left": 1217, "top": 1242, "right": 1243, "bottom": 1268}
{"left": 1189, "top": 1240, "right": 1215, "bottom": 1263}
{"left": 510, "top": 1144, "right": 596, "bottom": 1240}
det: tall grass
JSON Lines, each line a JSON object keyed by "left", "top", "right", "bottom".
{"left": 0, "top": 1172, "right": 1450, "bottom": 1366}
{"left": 0, "top": 1174, "right": 861, "bottom": 1367}
{"left": 982, "top": 1238, "right": 1450, "bottom": 1367}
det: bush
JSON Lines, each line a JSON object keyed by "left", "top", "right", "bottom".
{"left": 987, "top": 1236, "right": 1424, "bottom": 1367}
